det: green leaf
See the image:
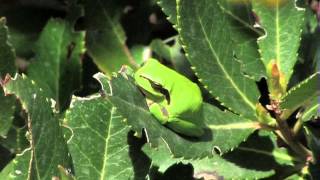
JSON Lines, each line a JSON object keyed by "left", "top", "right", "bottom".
{"left": 65, "top": 95, "right": 147, "bottom": 179}
{"left": 143, "top": 138, "right": 274, "bottom": 179}
{"left": 219, "top": 2, "right": 266, "bottom": 80}
{"left": 223, "top": 131, "right": 296, "bottom": 169}
{"left": 0, "top": 149, "right": 31, "bottom": 180}
{"left": 177, "top": 0, "right": 260, "bottom": 119}
{"left": 302, "top": 98, "right": 319, "bottom": 122}
{"left": 304, "top": 125, "right": 320, "bottom": 179}
{"left": 0, "top": 126, "right": 29, "bottom": 154}
{"left": 157, "top": 0, "right": 177, "bottom": 25}
{"left": 0, "top": 17, "right": 15, "bottom": 78}
{"left": 2, "top": 74, "right": 72, "bottom": 179}
{"left": 130, "top": 45, "right": 149, "bottom": 65}
{"left": 157, "top": 0, "right": 265, "bottom": 80}
{"left": 0, "top": 91, "right": 15, "bottom": 137}
{"left": 0, "top": 17, "right": 16, "bottom": 137}
{"left": 27, "top": 18, "right": 84, "bottom": 111}
{"left": 157, "top": 1, "right": 266, "bottom": 81}
{"left": 252, "top": 1, "right": 305, "bottom": 85}
{"left": 94, "top": 72, "right": 258, "bottom": 159}
{"left": 281, "top": 73, "right": 320, "bottom": 115}
{"left": 150, "top": 38, "right": 194, "bottom": 78}
{"left": 84, "top": 0, "right": 138, "bottom": 75}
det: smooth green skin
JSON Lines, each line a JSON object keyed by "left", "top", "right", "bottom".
{"left": 134, "top": 58, "right": 204, "bottom": 137}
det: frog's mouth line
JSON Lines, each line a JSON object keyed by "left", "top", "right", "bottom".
{"left": 142, "top": 76, "right": 171, "bottom": 105}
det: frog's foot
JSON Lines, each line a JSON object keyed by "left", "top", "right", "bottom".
{"left": 167, "top": 118, "right": 204, "bottom": 137}
{"left": 149, "top": 103, "right": 169, "bottom": 124}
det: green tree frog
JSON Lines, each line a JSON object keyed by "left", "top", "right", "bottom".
{"left": 134, "top": 58, "right": 204, "bottom": 137}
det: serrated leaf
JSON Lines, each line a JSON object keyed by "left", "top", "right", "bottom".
{"left": 2, "top": 74, "right": 72, "bottom": 179}
{"left": 219, "top": 2, "right": 266, "bottom": 80}
{"left": 27, "top": 18, "right": 84, "bottom": 111}
{"left": 65, "top": 95, "right": 147, "bottom": 179}
{"left": 84, "top": 0, "right": 138, "bottom": 75}
{"left": 143, "top": 138, "right": 274, "bottom": 179}
{"left": 0, "top": 17, "right": 16, "bottom": 137}
{"left": 157, "top": 1, "right": 266, "bottom": 81}
{"left": 157, "top": 0, "right": 177, "bottom": 25}
{"left": 281, "top": 73, "right": 320, "bottom": 115}
{"left": 302, "top": 98, "right": 319, "bottom": 122}
{"left": 177, "top": 0, "right": 260, "bottom": 119}
{"left": 94, "top": 72, "right": 258, "bottom": 159}
{"left": 252, "top": 0, "right": 305, "bottom": 85}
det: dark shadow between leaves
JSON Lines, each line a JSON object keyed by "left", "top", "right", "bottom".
{"left": 0, "top": 144, "right": 14, "bottom": 171}
{"left": 222, "top": 131, "right": 280, "bottom": 171}
{"left": 149, "top": 163, "right": 195, "bottom": 180}
{"left": 127, "top": 130, "right": 152, "bottom": 180}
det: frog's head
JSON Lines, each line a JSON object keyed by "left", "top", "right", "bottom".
{"left": 134, "top": 59, "right": 170, "bottom": 103}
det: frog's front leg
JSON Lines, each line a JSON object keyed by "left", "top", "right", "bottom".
{"left": 167, "top": 118, "right": 204, "bottom": 137}
{"left": 149, "top": 102, "right": 169, "bottom": 124}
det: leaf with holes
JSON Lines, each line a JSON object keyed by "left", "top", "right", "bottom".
{"left": 84, "top": 0, "right": 138, "bottom": 75}
{"left": 2, "top": 74, "right": 72, "bottom": 179}
{"left": 27, "top": 18, "right": 84, "bottom": 111}
{"left": 252, "top": 0, "right": 305, "bottom": 86}
{"left": 177, "top": 0, "right": 260, "bottom": 120}
{"left": 281, "top": 73, "right": 320, "bottom": 117}
{"left": 64, "top": 95, "right": 149, "bottom": 179}
{"left": 94, "top": 72, "right": 258, "bottom": 159}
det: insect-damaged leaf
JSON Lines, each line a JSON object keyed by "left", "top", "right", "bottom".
{"left": 27, "top": 18, "right": 84, "bottom": 111}
{"left": 2, "top": 74, "right": 72, "bottom": 179}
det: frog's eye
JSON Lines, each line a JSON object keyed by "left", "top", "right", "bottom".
{"left": 149, "top": 81, "right": 171, "bottom": 104}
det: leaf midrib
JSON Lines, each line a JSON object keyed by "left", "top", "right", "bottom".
{"left": 55, "top": 23, "right": 64, "bottom": 109}
{"left": 238, "top": 147, "right": 294, "bottom": 162}
{"left": 100, "top": 106, "right": 115, "bottom": 179}
{"left": 96, "top": 0, "right": 137, "bottom": 67}
{"left": 208, "top": 122, "right": 259, "bottom": 130}
{"left": 196, "top": 11, "right": 255, "bottom": 111}
{"left": 219, "top": 4, "right": 262, "bottom": 36}
{"left": 275, "top": 1, "right": 280, "bottom": 67}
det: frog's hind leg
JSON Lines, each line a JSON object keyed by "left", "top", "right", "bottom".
{"left": 167, "top": 118, "right": 204, "bottom": 137}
